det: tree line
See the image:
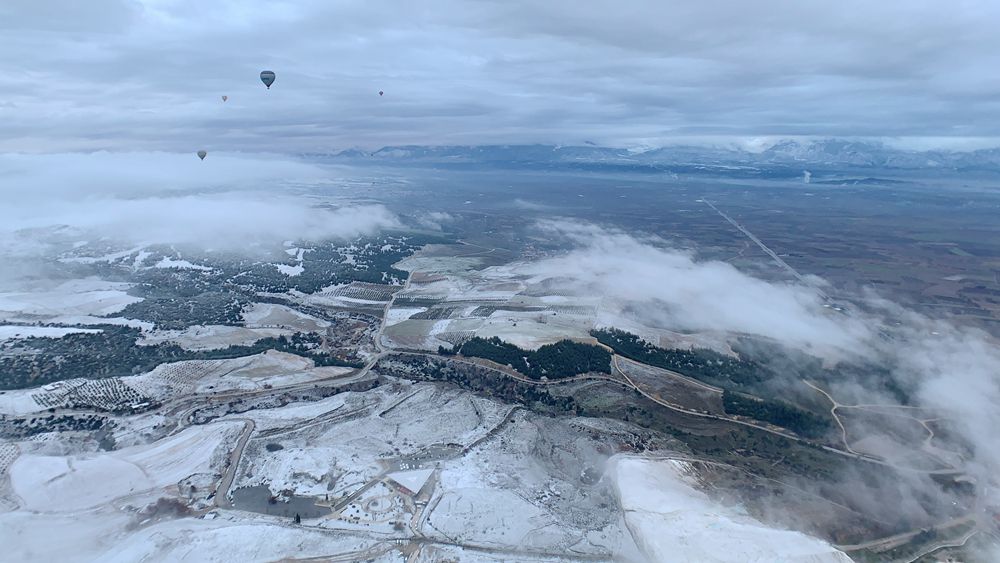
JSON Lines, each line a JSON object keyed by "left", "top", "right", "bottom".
{"left": 722, "top": 390, "right": 831, "bottom": 439}
{"left": 592, "top": 328, "right": 831, "bottom": 439}
{"left": 440, "top": 336, "right": 611, "bottom": 380}
{"left": 591, "top": 328, "right": 769, "bottom": 387}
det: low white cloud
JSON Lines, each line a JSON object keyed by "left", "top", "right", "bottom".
{"left": 526, "top": 221, "right": 872, "bottom": 356}
{"left": 0, "top": 152, "right": 399, "bottom": 251}
{"left": 413, "top": 211, "right": 455, "bottom": 231}
{"left": 0, "top": 151, "right": 322, "bottom": 197}
{"left": 530, "top": 220, "right": 1000, "bottom": 504}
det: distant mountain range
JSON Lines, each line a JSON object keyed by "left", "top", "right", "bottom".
{"left": 308, "top": 139, "right": 1000, "bottom": 174}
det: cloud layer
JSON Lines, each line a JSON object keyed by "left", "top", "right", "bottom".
{"left": 526, "top": 221, "right": 872, "bottom": 355}
{"left": 529, "top": 220, "right": 1000, "bottom": 501}
{"left": 3, "top": 0, "right": 1000, "bottom": 152}
{"left": 0, "top": 152, "right": 399, "bottom": 251}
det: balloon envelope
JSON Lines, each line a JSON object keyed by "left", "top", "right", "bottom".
{"left": 197, "top": 150, "right": 207, "bottom": 160}
{"left": 379, "top": 90, "right": 383, "bottom": 96}
{"left": 260, "top": 70, "right": 275, "bottom": 89}
{"left": 221, "top": 95, "right": 228, "bottom": 102}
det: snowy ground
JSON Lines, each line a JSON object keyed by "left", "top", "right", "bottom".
{"left": 382, "top": 258, "right": 600, "bottom": 350}
{"left": 0, "top": 389, "right": 41, "bottom": 415}
{"left": 2, "top": 315, "right": 153, "bottom": 330}
{"left": 611, "top": 456, "right": 852, "bottom": 563}
{"left": 0, "top": 426, "right": 393, "bottom": 563}
{"left": 386, "top": 251, "right": 734, "bottom": 351}
{"left": 0, "top": 351, "right": 355, "bottom": 418}
{"left": 0, "top": 278, "right": 142, "bottom": 321}
{"left": 10, "top": 422, "right": 241, "bottom": 512}
{"left": 0, "top": 376, "right": 640, "bottom": 561}
{"left": 139, "top": 324, "right": 296, "bottom": 350}
{"left": 1, "top": 366, "right": 859, "bottom": 562}
{"left": 154, "top": 257, "right": 213, "bottom": 271}
{"left": 0, "top": 510, "right": 390, "bottom": 563}
{"left": 241, "top": 302, "right": 329, "bottom": 332}
{"left": 96, "top": 514, "right": 388, "bottom": 563}
{"left": 0, "top": 324, "right": 102, "bottom": 340}
{"left": 128, "top": 351, "right": 353, "bottom": 399}
{"left": 221, "top": 379, "right": 643, "bottom": 560}
{"left": 274, "top": 263, "right": 304, "bottom": 276}
{"left": 1, "top": 422, "right": 244, "bottom": 561}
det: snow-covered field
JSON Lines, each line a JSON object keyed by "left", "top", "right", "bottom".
{"left": 0, "top": 390, "right": 41, "bottom": 415}
{"left": 241, "top": 302, "right": 329, "bottom": 332}
{"left": 6, "top": 379, "right": 605, "bottom": 562}
{"left": 139, "top": 324, "right": 296, "bottom": 350}
{"left": 0, "top": 324, "right": 102, "bottom": 340}
{"left": 386, "top": 250, "right": 741, "bottom": 352}
{"left": 0, "top": 425, "right": 392, "bottom": 563}
{"left": 128, "top": 351, "right": 353, "bottom": 398}
{"left": 0, "top": 351, "right": 356, "bottom": 417}
{"left": 10, "top": 422, "right": 240, "bottom": 512}
{"left": 382, "top": 257, "right": 601, "bottom": 350}
{"left": 154, "top": 257, "right": 212, "bottom": 271}
{"left": 97, "top": 515, "right": 387, "bottom": 562}
{"left": 1, "top": 367, "right": 857, "bottom": 562}
{"left": 3, "top": 442, "right": 395, "bottom": 562}
{"left": 274, "top": 263, "right": 304, "bottom": 276}
{"left": 611, "top": 456, "right": 852, "bottom": 562}
{"left": 0, "top": 279, "right": 141, "bottom": 320}
{"left": 228, "top": 383, "right": 512, "bottom": 498}
{"left": 221, "top": 380, "right": 641, "bottom": 559}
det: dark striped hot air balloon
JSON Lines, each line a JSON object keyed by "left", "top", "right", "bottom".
{"left": 197, "top": 150, "right": 207, "bottom": 160}
{"left": 379, "top": 90, "right": 383, "bottom": 96}
{"left": 221, "top": 95, "right": 228, "bottom": 102}
{"left": 260, "top": 70, "right": 276, "bottom": 89}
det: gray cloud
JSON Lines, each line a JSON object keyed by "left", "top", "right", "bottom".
{"left": 3, "top": 1, "right": 1000, "bottom": 152}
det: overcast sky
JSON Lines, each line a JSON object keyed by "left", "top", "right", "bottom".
{"left": 3, "top": 0, "right": 1000, "bottom": 152}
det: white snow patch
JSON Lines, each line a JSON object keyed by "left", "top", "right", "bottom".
{"left": 0, "top": 279, "right": 141, "bottom": 319}
{"left": 133, "top": 249, "right": 152, "bottom": 268}
{"left": 127, "top": 350, "right": 348, "bottom": 399}
{"left": 140, "top": 325, "right": 295, "bottom": 350}
{"left": 10, "top": 422, "right": 241, "bottom": 512}
{"left": 611, "top": 456, "right": 851, "bottom": 563}
{"left": 0, "top": 509, "right": 132, "bottom": 563}
{"left": 241, "top": 302, "right": 329, "bottom": 331}
{"left": 274, "top": 263, "right": 304, "bottom": 276}
{"left": 58, "top": 246, "right": 144, "bottom": 264}
{"left": 154, "top": 257, "right": 212, "bottom": 271}
{"left": 0, "top": 389, "right": 45, "bottom": 415}
{"left": 384, "top": 307, "right": 424, "bottom": 327}
{"left": 100, "top": 517, "right": 382, "bottom": 562}
{"left": 0, "top": 325, "right": 102, "bottom": 340}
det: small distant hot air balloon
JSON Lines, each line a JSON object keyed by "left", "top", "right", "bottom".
{"left": 197, "top": 150, "right": 207, "bottom": 160}
{"left": 260, "top": 70, "right": 276, "bottom": 89}
{"left": 379, "top": 90, "right": 384, "bottom": 96}
{"left": 221, "top": 95, "right": 228, "bottom": 102}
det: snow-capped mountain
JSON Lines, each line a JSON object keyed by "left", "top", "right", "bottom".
{"left": 313, "top": 139, "right": 1000, "bottom": 172}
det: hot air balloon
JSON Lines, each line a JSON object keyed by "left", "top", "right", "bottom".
{"left": 379, "top": 90, "right": 384, "bottom": 96}
{"left": 222, "top": 95, "right": 228, "bottom": 102}
{"left": 260, "top": 70, "right": 276, "bottom": 89}
{"left": 197, "top": 150, "right": 207, "bottom": 160}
